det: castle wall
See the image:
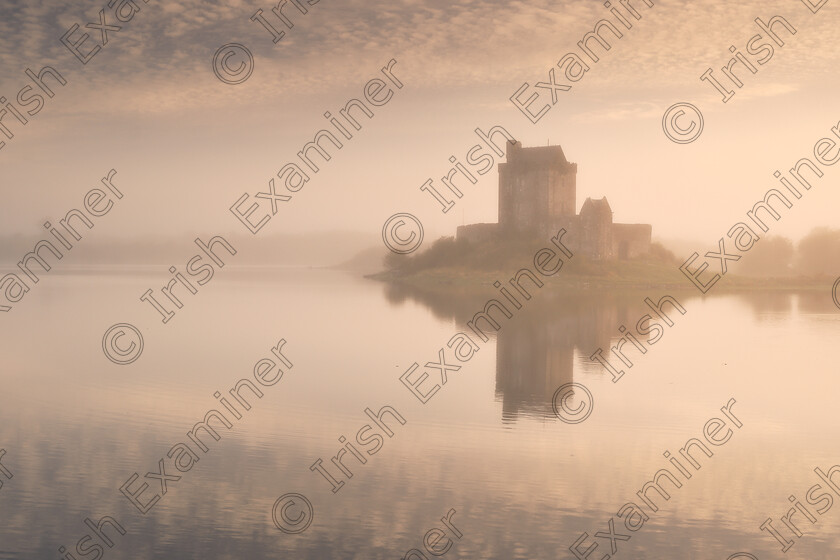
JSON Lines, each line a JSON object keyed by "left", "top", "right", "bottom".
{"left": 498, "top": 165, "right": 544, "bottom": 230}
{"left": 578, "top": 198, "right": 614, "bottom": 260}
{"left": 548, "top": 167, "right": 576, "bottom": 218}
{"left": 499, "top": 142, "right": 576, "bottom": 233}
{"left": 580, "top": 215, "right": 613, "bottom": 260}
{"left": 544, "top": 216, "right": 581, "bottom": 252}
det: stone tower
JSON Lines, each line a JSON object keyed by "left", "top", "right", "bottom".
{"left": 579, "top": 197, "right": 613, "bottom": 260}
{"left": 498, "top": 141, "right": 577, "bottom": 233}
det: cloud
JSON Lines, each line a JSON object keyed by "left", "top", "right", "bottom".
{"left": 734, "top": 82, "right": 799, "bottom": 101}
{"left": 571, "top": 101, "right": 662, "bottom": 122}
{"left": 0, "top": 0, "right": 835, "bottom": 117}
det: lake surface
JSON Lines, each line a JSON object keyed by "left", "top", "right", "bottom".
{"left": 1, "top": 268, "right": 839, "bottom": 559}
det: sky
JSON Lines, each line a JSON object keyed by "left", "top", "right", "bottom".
{"left": 0, "top": 0, "right": 838, "bottom": 247}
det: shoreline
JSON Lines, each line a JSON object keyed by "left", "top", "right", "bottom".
{"left": 366, "top": 266, "right": 834, "bottom": 294}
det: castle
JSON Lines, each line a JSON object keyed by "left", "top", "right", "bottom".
{"left": 456, "top": 141, "right": 651, "bottom": 260}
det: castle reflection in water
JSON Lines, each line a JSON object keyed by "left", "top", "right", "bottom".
{"left": 383, "top": 283, "right": 663, "bottom": 421}
{"left": 383, "top": 283, "right": 826, "bottom": 422}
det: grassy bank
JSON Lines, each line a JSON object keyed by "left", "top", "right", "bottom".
{"left": 368, "top": 235, "right": 833, "bottom": 292}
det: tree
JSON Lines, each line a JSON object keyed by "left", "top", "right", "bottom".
{"left": 737, "top": 236, "right": 794, "bottom": 277}
{"left": 796, "top": 228, "right": 840, "bottom": 275}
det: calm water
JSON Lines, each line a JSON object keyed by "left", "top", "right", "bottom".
{"left": 1, "top": 268, "right": 839, "bottom": 559}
